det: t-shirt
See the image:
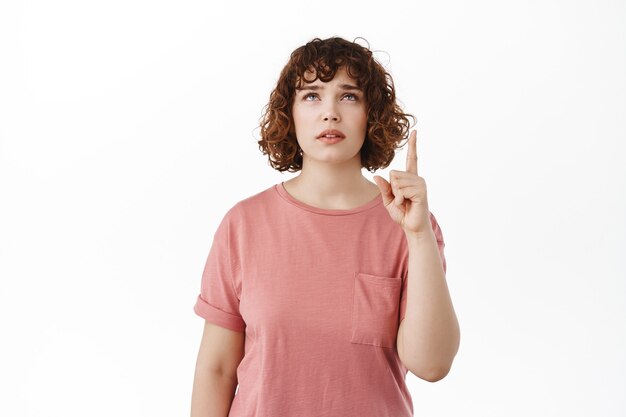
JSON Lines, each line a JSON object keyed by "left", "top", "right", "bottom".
{"left": 193, "top": 181, "right": 447, "bottom": 417}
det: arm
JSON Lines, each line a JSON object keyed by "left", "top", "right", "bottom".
{"left": 372, "top": 129, "right": 460, "bottom": 382}
{"left": 191, "top": 368, "right": 238, "bottom": 417}
{"left": 190, "top": 321, "right": 245, "bottom": 417}
{"left": 397, "top": 228, "right": 460, "bottom": 382}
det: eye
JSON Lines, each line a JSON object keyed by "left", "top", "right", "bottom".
{"left": 302, "top": 92, "right": 359, "bottom": 101}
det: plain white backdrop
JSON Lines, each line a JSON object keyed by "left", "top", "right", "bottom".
{"left": 1, "top": 0, "right": 624, "bottom": 416}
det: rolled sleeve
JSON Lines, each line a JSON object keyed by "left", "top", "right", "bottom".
{"left": 193, "top": 206, "right": 246, "bottom": 333}
{"left": 194, "top": 294, "right": 246, "bottom": 332}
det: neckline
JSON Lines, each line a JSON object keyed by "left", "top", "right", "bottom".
{"left": 274, "top": 181, "right": 383, "bottom": 216}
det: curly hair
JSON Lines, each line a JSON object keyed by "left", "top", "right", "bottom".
{"left": 257, "top": 36, "right": 416, "bottom": 173}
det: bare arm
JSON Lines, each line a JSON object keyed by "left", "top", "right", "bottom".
{"left": 397, "top": 229, "right": 459, "bottom": 382}
{"left": 190, "top": 367, "right": 238, "bottom": 417}
{"left": 190, "top": 321, "right": 245, "bottom": 417}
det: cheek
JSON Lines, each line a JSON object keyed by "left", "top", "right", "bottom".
{"left": 353, "top": 110, "right": 368, "bottom": 131}
{"left": 350, "top": 104, "right": 367, "bottom": 120}
{"left": 292, "top": 105, "right": 312, "bottom": 124}
{"left": 291, "top": 107, "right": 304, "bottom": 130}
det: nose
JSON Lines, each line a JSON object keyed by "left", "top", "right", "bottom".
{"left": 323, "top": 104, "right": 340, "bottom": 122}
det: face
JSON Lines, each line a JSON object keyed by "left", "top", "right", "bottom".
{"left": 291, "top": 65, "right": 368, "bottom": 165}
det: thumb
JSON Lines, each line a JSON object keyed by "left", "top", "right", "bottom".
{"left": 373, "top": 175, "right": 394, "bottom": 207}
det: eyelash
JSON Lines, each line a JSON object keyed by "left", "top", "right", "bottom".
{"left": 303, "top": 92, "right": 359, "bottom": 101}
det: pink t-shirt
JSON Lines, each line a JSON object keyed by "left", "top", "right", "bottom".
{"left": 194, "top": 182, "right": 446, "bottom": 417}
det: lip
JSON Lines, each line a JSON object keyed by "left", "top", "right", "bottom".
{"left": 317, "top": 129, "right": 346, "bottom": 139}
{"left": 318, "top": 136, "right": 344, "bottom": 144}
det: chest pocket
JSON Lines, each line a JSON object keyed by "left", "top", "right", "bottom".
{"left": 350, "top": 272, "right": 402, "bottom": 349}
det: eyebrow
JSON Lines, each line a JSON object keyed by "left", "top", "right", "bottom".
{"left": 295, "top": 83, "right": 363, "bottom": 92}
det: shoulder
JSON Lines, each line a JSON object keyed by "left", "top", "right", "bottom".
{"left": 222, "top": 183, "right": 277, "bottom": 222}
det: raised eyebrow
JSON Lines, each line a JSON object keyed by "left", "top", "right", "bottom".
{"left": 296, "top": 84, "right": 363, "bottom": 92}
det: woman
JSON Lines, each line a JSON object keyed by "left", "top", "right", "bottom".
{"left": 190, "top": 36, "right": 460, "bottom": 417}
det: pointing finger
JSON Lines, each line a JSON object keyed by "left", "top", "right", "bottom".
{"left": 406, "top": 130, "right": 418, "bottom": 175}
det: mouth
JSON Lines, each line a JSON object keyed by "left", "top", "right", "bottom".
{"left": 317, "top": 129, "right": 345, "bottom": 144}
{"left": 317, "top": 129, "right": 346, "bottom": 140}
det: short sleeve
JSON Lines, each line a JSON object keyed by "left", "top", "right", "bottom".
{"left": 399, "top": 211, "right": 447, "bottom": 322}
{"left": 193, "top": 208, "right": 246, "bottom": 333}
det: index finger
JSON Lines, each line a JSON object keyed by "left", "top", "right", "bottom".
{"left": 406, "top": 129, "right": 418, "bottom": 175}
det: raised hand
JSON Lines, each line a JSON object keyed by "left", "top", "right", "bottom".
{"left": 373, "top": 129, "right": 431, "bottom": 234}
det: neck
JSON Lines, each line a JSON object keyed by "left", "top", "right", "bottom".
{"left": 285, "top": 155, "right": 379, "bottom": 208}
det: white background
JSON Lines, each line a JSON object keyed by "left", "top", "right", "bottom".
{"left": 1, "top": 0, "right": 624, "bottom": 416}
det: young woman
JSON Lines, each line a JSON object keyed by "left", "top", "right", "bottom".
{"left": 190, "top": 36, "right": 460, "bottom": 417}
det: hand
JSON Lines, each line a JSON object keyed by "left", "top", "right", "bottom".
{"left": 373, "top": 129, "right": 431, "bottom": 234}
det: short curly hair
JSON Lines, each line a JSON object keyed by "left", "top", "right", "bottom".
{"left": 257, "top": 36, "right": 416, "bottom": 173}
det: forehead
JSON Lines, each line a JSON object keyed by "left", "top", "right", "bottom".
{"left": 296, "top": 65, "right": 357, "bottom": 87}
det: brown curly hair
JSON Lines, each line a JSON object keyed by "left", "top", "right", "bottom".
{"left": 257, "top": 36, "right": 416, "bottom": 173}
